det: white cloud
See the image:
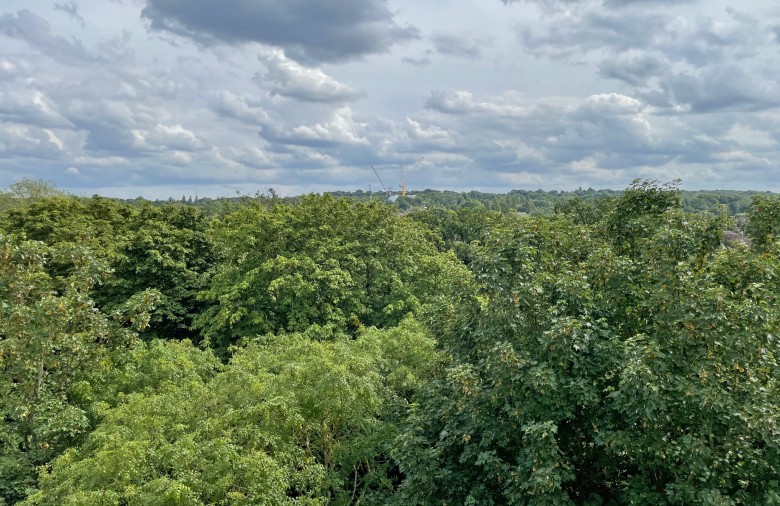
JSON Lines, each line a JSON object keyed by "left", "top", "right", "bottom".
{"left": 0, "top": 123, "right": 67, "bottom": 158}
{"left": 261, "top": 107, "right": 369, "bottom": 147}
{"left": 405, "top": 118, "right": 454, "bottom": 147}
{"left": 257, "top": 49, "right": 364, "bottom": 103}
{"left": 141, "top": 123, "right": 205, "bottom": 151}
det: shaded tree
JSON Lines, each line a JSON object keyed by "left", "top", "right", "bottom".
{"left": 195, "top": 195, "right": 470, "bottom": 354}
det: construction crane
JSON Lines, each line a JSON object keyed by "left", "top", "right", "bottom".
{"left": 400, "top": 157, "right": 424, "bottom": 197}
{"left": 370, "top": 164, "right": 391, "bottom": 197}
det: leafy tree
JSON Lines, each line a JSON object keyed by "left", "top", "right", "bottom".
{"left": 554, "top": 197, "right": 615, "bottom": 225}
{"left": 6, "top": 179, "right": 65, "bottom": 200}
{"left": 2, "top": 197, "right": 214, "bottom": 341}
{"left": 196, "top": 195, "right": 469, "bottom": 354}
{"left": 23, "top": 320, "right": 438, "bottom": 505}
{"left": 408, "top": 207, "right": 504, "bottom": 264}
{"left": 746, "top": 194, "right": 780, "bottom": 251}
{"left": 0, "top": 235, "right": 157, "bottom": 504}
{"left": 0, "top": 196, "right": 130, "bottom": 257}
{"left": 0, "top": 179, "right": 65, "bottom": 214}
{"left": 99, "top": 202, "right": 214, "bottom": 341}
{"left": 6, "top": 180, "right": 780, "bottom": 505}
{"left": 395, "top": 184, "right": 780, "bottom": 504}
{"left": 604, "top": 179, "right": 681, "bottom": 255}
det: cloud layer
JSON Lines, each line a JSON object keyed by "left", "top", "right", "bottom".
{"left": 0, "top": 0, "right": 779, "bottom": 198}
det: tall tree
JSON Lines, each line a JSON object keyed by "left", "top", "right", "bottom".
{"left": 196, "top": 195, "right": 470, "bottom": 354}
{"left": 99, "top": 202, "right": 215, "bottom": 341}
{"left": 0, "top": 179, "right": 64, "bottom": 214}
{"left": 0, "top": 235, "right": 157, "bottom": 504}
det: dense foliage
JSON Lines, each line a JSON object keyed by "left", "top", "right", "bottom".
{"left": 2, "top": 180, "right": 780, "bottom": 504}
{"left": 0, "top": 234, "right": 158, "bottom": 503}
{"left": 195, "top": 195, "right": 469, "bottom": 354}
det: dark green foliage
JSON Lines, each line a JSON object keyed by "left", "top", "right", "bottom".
{"left": 408, "top": 206, "right": 505, "bottom": 263}
{"left": 1, "top": 196, "right": 214, "bottom": 341}
{"left": 554, "top": 197, "right": 615, "bottom": 225}
{"left": 98, "top": 202, "right": 214, "bottom": 341}
{"left": 746, "top": 194, "right": 780, "bottom": 250}
{"left": 195, "top": 194, "right": 470, "bottom": 354}
{"left": 395, "top": 184, "right": 780, "bottom": 505}
{"left": 604, "top": 179, "right": 682, "bottom": 255}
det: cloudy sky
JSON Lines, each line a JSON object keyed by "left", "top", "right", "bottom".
{"left": 2, "top": 0, "right": 780, "bottom": 198}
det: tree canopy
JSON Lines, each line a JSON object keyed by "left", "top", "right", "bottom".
{"left": 2, "top": 179, "right": 780, "bottom": 504}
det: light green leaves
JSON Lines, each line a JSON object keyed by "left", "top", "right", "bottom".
{"left": 23, "top": 320, "right": 437, "bottom": 505}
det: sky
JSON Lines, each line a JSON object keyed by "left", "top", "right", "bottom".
{"left": 1, "top": 0, "right": 780, "bottom": 198}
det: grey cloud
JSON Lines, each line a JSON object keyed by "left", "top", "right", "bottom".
{"left": 98, "top": 30, "right": 135, "bottom": 61}
{"left": 425, "top": 90, "right": 527, "bottom": 118}
{"left": 0, "top": 59, "right": 18, "bottom": 80}
{"left": 432, "top": 33, "right": 491, "bottom": 59}
{"left": 140, "top": 124, "right": 206, "bottom": 152}
{"left": 556, "top": 94, "right": 660, "bottom": 158}
{"left": 0, "top": 10, "right": 99, "bottom": 64}
{"left": 655, "top": 66, "right": 780, "bottom": 113}
{"left": 3, "top": 0, "right": 780, "bottom": 196}
{"left": 512, "top": 1, "right": 777, "bottom": 118}
{"left": 255, "top": 50, "right": 365, "bottom": 103}
{"left": 141, "top": 0, "right": 420, "bottom": 63}
{"left": 209, "top": 91, "right": 271, "bottom": 126}
{"left": 402, "top": 56, "right": 431, "bottom": 66}
{"left": 659, "top": 13, "right": 762, "bottom": 67}
{"left": 402, "top": 118, "right": 456, "bottom": 151}
{"left": 603, "top": 0, "right": 696, "bottom": 5}
{"left": 519, "top": 9, "right": 668, "bottom": 59}
{"left": 0, "top": 89, "right": 75, "bottom": 128}
{"left": 0, "top": 123, "right": 68, "bottom": 160}
{"left": 53, "top": 1, "right": 85, "bottom": 28}
{"left": 416, "top": 90, "right": 709, "bottom": 183}
{"left": 228, "top": 146, "right": 275, "bottom": 170}
{"left": 517, "top": 4, "right": 764, "bottom": 68}
{"left": 425, "top": 90, "right": 474, "bottom": 114}
{"left": 64, "top": 99, "right": 151, "bottom": 154}
{"left": 76, "top": 119, "right": 138, "bottom": 154}
{"left": 770, "top": 25, "right": 780, "bottom": 43}
{"left": 502, "top": 0, "right": 696, "bottom": 6}
{"left": 598, "top": 53, "right": 665, "bottom": 86}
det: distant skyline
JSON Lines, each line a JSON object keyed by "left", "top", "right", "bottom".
{"left": 2, "top": 0, "right": 780, "bottom": 198}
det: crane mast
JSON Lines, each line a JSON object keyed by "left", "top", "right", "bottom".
{"left": 370, "top": 164, "right": 390, "bottom": 197}
{"left": 401, "top": 157, "right": 424, "bottom": 197}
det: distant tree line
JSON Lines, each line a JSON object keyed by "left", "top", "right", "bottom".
{"left": 128, "top": 186, "right": 766, "bottom": 218}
